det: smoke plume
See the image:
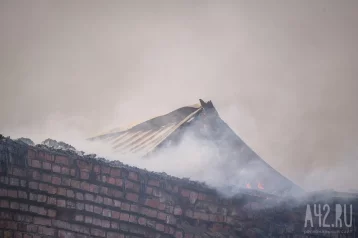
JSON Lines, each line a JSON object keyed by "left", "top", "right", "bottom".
{"left": 1, "top": 1, "right": 357, "bottom": 193}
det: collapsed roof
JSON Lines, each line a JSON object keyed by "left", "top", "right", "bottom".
{"left": 89, "top": 99, "right": 304, "bottom": 196}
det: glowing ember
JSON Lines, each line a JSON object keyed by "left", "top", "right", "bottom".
{"left": 246, "top": 183, "right": 251, "bottom": 189}
{"left": 258, "top": 182, "right": 264, "bottom": 190}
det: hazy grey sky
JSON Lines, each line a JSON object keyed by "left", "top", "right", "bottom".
{"left": 1, "top": 1, "right": 357, "bottom": 191}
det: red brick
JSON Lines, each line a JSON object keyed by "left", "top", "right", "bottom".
{"left": 85, "top": 193, "right": 94, "bottom": 201}
{"left": 95, "top": 195, "right": 103, "bottom": 203}
{"left": 181, "top": 189, "right": 190, "bottom": 197}
{"left": 77, "top": 160, "right": 92, "bottom": 171}
{"left": 47, "top": 197, "right": 57, "bottom": 205}
{"left": 26, "top": 224, "right": 38, "bottom": 233}
{"left": 52, "top": 164, "right": 61, "bottom": 173}
{"left": 28, "top": 149, "right": 36, "bottom": 159}
{"left": 198, "top": 193, "right": 206, "bottom": 200}
{"left": 93, "top": 217, "right": 101, "bottom": 226}
{"left": 142, "top": 207, "right": 158, "bottom": 218}
{"left": 101, "top": 166, "right": 110, "bottom": 174}
{"left": 85, "top": 204, "right": 93, "bottom": 212}
{"left": 76, "top": 192, "right": 84, "bottom": 200}
{"left": 52, "top": 176, "right": 61, "bottom": 185}
{"left": 174, "top": 206, "right": 183, "bottom": 216}
{"left": 55, "top": 155, "right": 69, "bottom": 166}
{"left": 100, "top": 186, "right": 108, "bottom": 194}
{"left": 29, "top": 205, "right": 47, "bottom": 215}
{"left": 115, "top": 178, "right": 123, "bottom": 186}
{"left": 89, "top": 184, "right": 99, "bottom": 193}
{"left": 20, "top": 180, "right": 26, "bottom": 187}
{"left": 76, "top": 202, "right": 84, "bottom": 210}
{"left": 138, "top": 217, "right": 146, "bottom": 226}
{"left": 113, "top": 199, "right": 121, "bottom": 207}
{"left": 34, "top": 217, "right": 51, "bottom": 226}
{"left": 193, "top": 212, "right": 201, "bottom": 219}
{"left": 184, "top": 234, "right": 194, "bottom": 238}
{"left": 70, "top": 169, "right": 76, "bottom": 176}
{"left": 101, "top": 219, "right": 110, "bottom": 228}
{"left": 145, "top": 198, "right": 160, "bottom": 209}
{"left": 200, "top": 212, "right": 209, "bottom": 221}
{"left": 104, "top": 197, "right": 113, "bottom": 206}
{"left": 159, "top": 203, "right": 166, "bottom": 211}
{"left": 119, "top": 213, "right": 129, "bottom": 221}
{"left": 61, "top": 177, "right": 71, "bottom": 186}
{"left": 42, "top": 161, "right": 52, "bottom": 170}
{"left": 129, "top": 214, "right": 137, "bottom": 223}
{"left": 113, "top": 190, "right": 123, "bottom": 198}
{"left": 80, "top": 181, "right": 90, "bottom": 191}
{"left": 112, "top": 211, "right": 120, "bottom": 219}
{"left": 91, "top": 228, "right": 105, "bottom": 237}
{"left": 93, "top": 165, "right": 100, "bottom": 173}
{"left": 38, "top": 151, "right": 53, "bottom": 161}
{"left": 70, "top": 179, "right": 80, "bottom": 189}
{"left": 38, "top": 183, "right": 48, "bottom": 192}
{"left": 175, "top": 231, "right": 183, "bottom": 238}
{"left": 67, "top": 189, "right": 75, "bottom": 198}
{"left": 126, "top": 192, "right": 138, "bottom": 202}
{"left": 67, "top": 200, "right": 75, "bottom": 209}
{"left": 156, "top": 223, "right": 165, "bottom": 232}
{"left": 71, "top": 223, "right": 89, "bottom": 234}
{"left": 80, "top": 171, "right": 89, "bottom": 180}
{"left": 58, "top": 230, "right": 75, "bottom": 238}
{"left": 130, "top": 204, "right": 139, "bottom": 213}
{"left": 41, "top": 173, "right": 51, "bottom": 181}
{"left": 57, "top": 199, "right": 66, "bottom": 207}
{"left": 103, "top": 209, "right": 111, "bottom": 217}
{"left": 146, "top": 186, "right": 153, "bottom": 195}
{"left": 0, "top": 188, "right": 7, "bottom": 196}
{"left": 157, "top": 212, "right": 167, "bottom": 221}
{"left": 12, "top": 167, "right": 26, "bottom": 177}
{"left": 128, "top": 171, "right": 138, "bottom": 181}
{"left": 38, "top": 226, "right": 55, "bottom": 236}
{"left": 31, "top": 170, "right": 41, "bottom": 180}
{"left": 31, "top": 159, "right": 41, "bottom": 168}
{"left": 110, "top": 168, "right": 121, "bottom": 177}
{"left": 125, "top": 180, "right": 136, "bottom": 190}
{"left": 121, "top": 202, "right": 130, "bottom": 211}
{"left": 2, "top": 221, "right": 17, "bottom": 230}
{"left": 57, "top": 187, "right": 67, "bottom": 196}
{"left": 61, "top": 167, "right": 70, "bottom": 175}
{"left": 85, "top": 216, "right": 92, "bottom": 224}
{"left": 19, "top": 203, "right": 28, "bottom": 211}
{"left": 14, "top": 232, "right": 22, "bottom": 238}
{"left": 46, "top": 184, "right": 57, "bottom": 194}
{"left": 8, "top": 189, "right": 17, "bottom": 198}
{"left": 48, "top": 209, "right": 56, "bottom": 218}
{"left": 107, "top": 177, "right": 115, "bottom": 185}
{"left": 107, "top": 232, "right": 124, "bottom": 238}
{"left": 10, "top": 201, "right": 19, "bottom": 209}
{"left": 94, "top": 206, "right": 102, "bottom": 214}
{"left": 148, "top": 179, "right": 160, "bottom": 187}
{"left": 75, "top": 214, "right": 84, "bottom": 222}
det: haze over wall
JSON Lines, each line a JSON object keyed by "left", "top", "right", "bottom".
{"left": 1, "top": 1, "right": 357, "bottom": 192}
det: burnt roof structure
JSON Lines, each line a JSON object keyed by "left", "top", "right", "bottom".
{"left": 89, "top": 99, "right": 304, "bottom": 196}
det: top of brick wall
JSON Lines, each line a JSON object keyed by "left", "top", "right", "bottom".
{"left": 0, "top": 136, "right": 275, "bottom": 201}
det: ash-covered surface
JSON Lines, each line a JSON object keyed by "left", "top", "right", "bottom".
{"left": 15, "top": 137, "right": 35, "bottom": 146}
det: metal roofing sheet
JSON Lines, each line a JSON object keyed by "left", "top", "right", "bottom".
{"left": 89, "top": 105, "right": 203, "bottom": 158}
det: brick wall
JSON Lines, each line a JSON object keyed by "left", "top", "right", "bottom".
{"left": 0, "top": 137, "right": 357, "bottom": 238}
